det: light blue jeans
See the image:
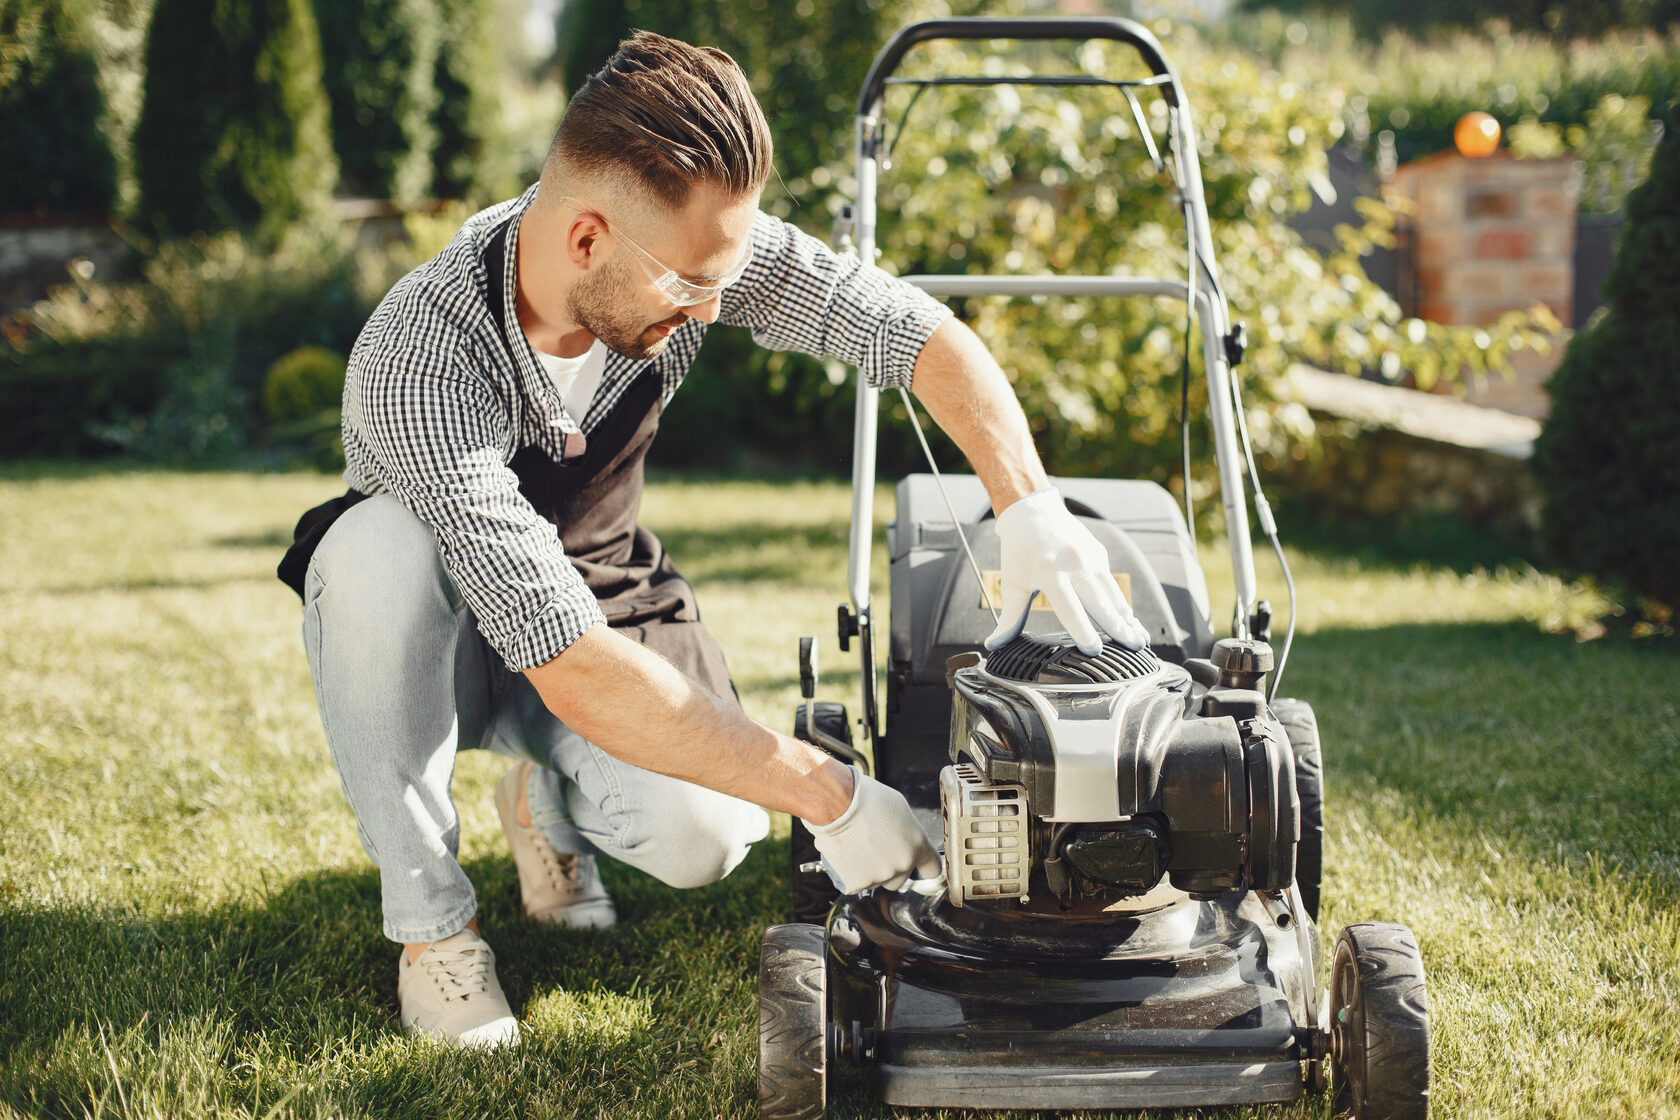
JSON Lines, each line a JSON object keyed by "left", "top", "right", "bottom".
{"left": 302, "top": 495, "right": 769, "bottom": 944}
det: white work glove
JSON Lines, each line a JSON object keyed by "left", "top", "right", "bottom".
{"left": 804, "top": 768, "right": 942, "bottom": 894}
{"left": 983, "top": 488, "right": 1151, "bottom": 657}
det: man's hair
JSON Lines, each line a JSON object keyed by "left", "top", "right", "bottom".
{"left": 545, "top": 31, "right": 772, "bottom": 209}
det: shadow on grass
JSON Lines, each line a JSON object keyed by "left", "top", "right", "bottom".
{"left": 0, "top": 841, "right": 789, "bottom": 1119}
{"left": 1271, "top": 502, "right": 1542, "bottom": 579}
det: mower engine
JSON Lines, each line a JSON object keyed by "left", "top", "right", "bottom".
{"left": 942, "top": 631, "right": 1300, "bottom": 911}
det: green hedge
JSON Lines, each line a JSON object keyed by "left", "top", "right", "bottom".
{"left": 1532, "top": 119, "right": 1680, "bottom": 616}
{"left": 1223, "top": 12, "right": 1677, "bottom": 189}
{"left": 0, "top": 0, "right": 117, "bottom": 213}
{"left": 133, "top": 0, "right": 337, "bottom": 239}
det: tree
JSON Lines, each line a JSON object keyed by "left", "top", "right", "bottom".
{"left": 314, "top": 0, "right": 440, "bottom": 205}
{"left": 0, "top": 0, "right": 117, "bottom": 213}
{"left": 429, "top": 0, "right": 509, "bottom": 202}
{"left": 1531, "top": 116, "right": 1680, "bottom": 615}
{"left": 133, "top": 0, "right": 337, "bottom": 240}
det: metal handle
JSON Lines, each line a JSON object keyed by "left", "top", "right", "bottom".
{"left": 857, "top": 16, "right": 1176, "bottom": 115}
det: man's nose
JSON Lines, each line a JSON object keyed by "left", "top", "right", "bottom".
{"left": 682, "top": 292, "right": 724, "bottom": 325}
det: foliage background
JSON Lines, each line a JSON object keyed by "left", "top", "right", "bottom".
{"left": 131, "top": 0, "right": 338, "bottom": 241}
{"left": 0, "top": 0, "right": 117, "bottom": 213}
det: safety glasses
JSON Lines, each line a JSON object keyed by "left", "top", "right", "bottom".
{"left": 557, "top": 196, "right": 753, "bottom": 307}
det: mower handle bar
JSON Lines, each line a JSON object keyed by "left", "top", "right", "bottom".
{"left": 857, "top": 17, "right": 1176, "bottom": 116}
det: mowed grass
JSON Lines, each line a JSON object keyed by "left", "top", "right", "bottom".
{"left": 0, "top": 465, "right": 1675, "bottom": 1120}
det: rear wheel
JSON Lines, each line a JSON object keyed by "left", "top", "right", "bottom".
{"left": 1330, "top": 922, "right": 1430, "bottom": 1120}
{"left": 759, "top": 923, "right": 829, "bottom": 1120}
{"left": 1271, "top": 697, "right": 1324, "bottom": 922}
{"left": 790, "top": 702, "right": 852, "bottom": 923}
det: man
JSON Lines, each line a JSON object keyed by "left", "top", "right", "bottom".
{"left": 280, "top": 31, "right": 1147, "bottom": 1047}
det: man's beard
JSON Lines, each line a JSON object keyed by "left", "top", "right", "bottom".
{"left": 567, "top": 255, "right": 686, "bottom": 361}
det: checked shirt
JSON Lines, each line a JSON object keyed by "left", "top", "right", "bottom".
{"left": 341, "top": 184, "right": 952, "bottom": 672}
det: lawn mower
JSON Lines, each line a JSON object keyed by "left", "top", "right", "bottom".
{"left": 760, "top": 17, "right": 1431, "bottom": 1120}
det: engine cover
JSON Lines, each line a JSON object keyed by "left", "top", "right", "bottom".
{"left": 945, "top": 632, "right": 1299, "bottom": 905}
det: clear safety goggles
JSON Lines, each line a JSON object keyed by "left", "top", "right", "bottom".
{"left": 558, "top": 196, "right": 753, "bottom": 308}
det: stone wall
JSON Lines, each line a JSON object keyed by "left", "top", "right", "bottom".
{"left": 0, "top": 216, "right": 133, "bottom": 317}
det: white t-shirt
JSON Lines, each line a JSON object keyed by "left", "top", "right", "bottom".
{"left": 529, "top": 338, "right": 607, "bottom": 423}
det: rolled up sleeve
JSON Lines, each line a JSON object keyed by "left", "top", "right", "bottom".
{"left": 348, "top": 342, "right": 605, "bottom": 672}
{"left": 720, "top": 211, "right": 952, "bottom": 390}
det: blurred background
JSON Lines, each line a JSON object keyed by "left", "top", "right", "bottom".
{"left": 2, "top": 0, "right": 1675, "bottom": 626}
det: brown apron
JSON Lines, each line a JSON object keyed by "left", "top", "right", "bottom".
{"left": 279, "top": 218, "right": 736, "bottom": 704}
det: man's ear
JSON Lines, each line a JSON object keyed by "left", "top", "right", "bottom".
{"left": 564, "top": 212, "right": 608, "bottom": 270}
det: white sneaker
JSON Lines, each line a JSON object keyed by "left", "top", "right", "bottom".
{"left": 397, "top": 929, "right": 520, "bottom": 1047}
{"left": 496, "top": 761, "right": 618, "bottom": 930}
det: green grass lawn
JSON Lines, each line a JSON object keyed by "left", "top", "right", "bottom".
{"left": 1, "top": 466, "right": 1675, "bottom": 1119}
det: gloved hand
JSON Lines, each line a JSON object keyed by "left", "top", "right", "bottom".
{"left": 804, "top": 768, "right": 942, "bottom": 894}
{"left": 983, "top": 488, "right": 1151, "bottom": 657}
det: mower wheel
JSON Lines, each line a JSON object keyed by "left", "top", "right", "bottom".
{"left": 759, "top": 923, "right": 830, "bottom": 1120}
{"left": 1330, "top": 922, "right": 1430, "bottom": 1120}
{"left": 1271, "top": 697, "right": 1324, "bottom": 922}
{"left": 790, "top": 702, "right": 852, "bottom": 923}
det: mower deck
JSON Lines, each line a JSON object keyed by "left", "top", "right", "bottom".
{"left": 828, "top": 883, "right": 1313, "bottom": 1110}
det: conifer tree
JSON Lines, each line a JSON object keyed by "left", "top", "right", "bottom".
{"left": 314, "top": 0, "right": 440, "bottom": 205}
{"left": 0, "top": 0, "right": 117, "bottom": 213}
{"left": 134, "top": 0, "right": 337, "bottom": 239}
{"left": 1532, "top": 117, "right": 1680, "bottom": 613}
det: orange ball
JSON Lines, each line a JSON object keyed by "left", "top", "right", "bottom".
{"left": 1454, "top": 111, "right": 1501, "bottom": 158}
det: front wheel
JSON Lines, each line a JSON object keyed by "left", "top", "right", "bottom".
{"left": 759, "top": 923, "right": 830, "bottom": 1120}
{"left": 1330, "top": 922, "right": 1431, "bottom": 1120}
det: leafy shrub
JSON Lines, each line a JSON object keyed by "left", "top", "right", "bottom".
{"left": 1237, "top": 0, "right": 1680, "bottom": 39}
{"left": 314, "top": 0, "right": 441, "bottom": 204}
{"left": 0, "top": 0, "right": 117, "bottom": 213}
{"left": 1532, "top": 122, "right": 1680, "bottom": 617}
{"left": 132, "top": 0, "right": 337, "bottom": 240}
{"left": 660, "top": 14, "right": 1554, "bottom": 509}
{"left": 1507, "top": 94, "right": 1659, "bottom": 213}
{"left": 262, "top": 344, "right": 345, "bottom": 422}
{"left": 262, "top": 344, "right": 346, "bottom": 468}
{"left": 1222, "top": 13, "right": 1677, "bottom": 183}
{"left": 6, "top": 224, "right": 396, "bottom": 462}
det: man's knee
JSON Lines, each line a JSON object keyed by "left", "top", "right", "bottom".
{"left": 307, "top": 495, "right": 453, "bottom": 618}
{"left": 622, "top": 793, "right": 770, "bottom": 890}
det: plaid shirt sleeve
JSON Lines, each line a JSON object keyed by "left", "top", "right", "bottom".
{"left": 719, "top": 211, "right": 952, "bottom": 388}
{"left": 344, "top": 288, "right": 606, "bottom": 672}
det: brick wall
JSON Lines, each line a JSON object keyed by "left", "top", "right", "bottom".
{"left": 1387, "top": 153, "right": 1580, "bottom": 419}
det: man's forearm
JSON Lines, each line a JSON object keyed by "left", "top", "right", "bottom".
{"left": 908, "top": 318, "right": 1049, "bottom": 514}
{"left": 523, "top": 623, "right": 855, "bottom": 824}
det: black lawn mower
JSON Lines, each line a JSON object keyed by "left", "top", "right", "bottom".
{"left": 761, "top": 18, "right": 1430, "bottom": 1120}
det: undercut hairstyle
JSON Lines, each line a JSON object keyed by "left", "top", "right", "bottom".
{"left": 545, "top": 31, "right": 773, "bottom": 210}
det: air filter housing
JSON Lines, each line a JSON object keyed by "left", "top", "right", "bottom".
{"left": 984, "top": 631, "right": 1161, "bottom": 685}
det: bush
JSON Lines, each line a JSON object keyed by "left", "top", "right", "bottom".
{"left": 1532, "top": 121, "right": 1680, "bottom": 617}
{"left": 262, "top": 344, "right": 345, "bottom": 422}
{"left": 262, "top": 344, "right": 346, "bottom": 468}
{"left": 1227, "top": 14, "right": 1678, "bottom": 176}
{"left": 0, "top": 0, "right": 117, "bottom": 213}
{"left": 133, "top": 0, "right": 337, "bottom": 240}
{"left": 5, "top": 224, "right": 395, "bottom": 462}
{"left": 314, "top": 0, "right": 441, "bottom": 204}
